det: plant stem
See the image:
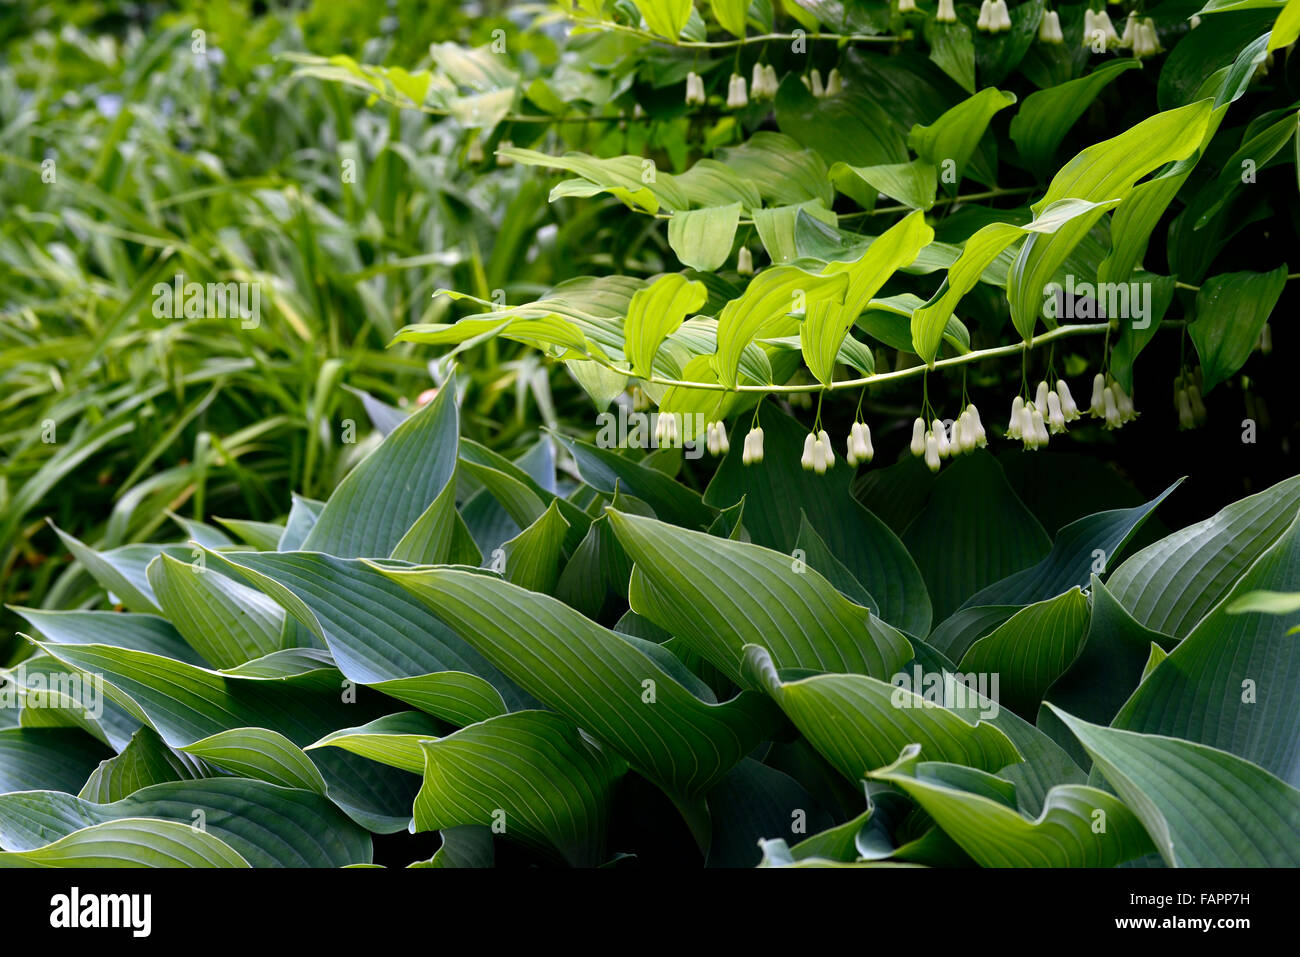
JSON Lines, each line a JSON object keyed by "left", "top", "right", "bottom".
{"left": 565, "top": 17, "right": 898, "bottom": 48}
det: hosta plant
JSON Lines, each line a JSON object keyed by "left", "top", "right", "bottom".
{"left": 2, "top": 380, "right": 1297, "bottom": 868}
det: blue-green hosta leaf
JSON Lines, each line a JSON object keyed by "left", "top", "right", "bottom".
{"left": 704, "top": 404, "right": 932, "bottom": 636}
{"left": 1112, "top": 509, "right": 1300, "bottom": 786}
{"left": 1106, "top": 474, "right": 1300, "bottom": 638}
{"left": 794, "top": 513, "right": 877, "bottom": 610}
{"left": 217, "top": 517, "right": 284, "bottom": 551}
{"left": 1007, "top": 100, "right": 1216, "bottom": 342}
{"left": 501, "top": 500, "right": 569, "bottom": 594}
{"left": 553, "top": 434, "right": 714, "bottom": 529}
{"left": 0, "top": 818, "right": 249, "bottom": 868}
{"left": 410, "top": 826, "right": 494, "bottom": 868}
{"left": 910, "top": 198, "right": 1120, "bottom": 363}
{"left": 1188, "top": 266, "right": 1288, "bottom": 394}
{"left": 741, "top": 646, "right": 1022, "bottom": 782}
{"left": 0, "top": 728, "right": 112, "bottom": 794}
{"left": 869, "top": 746, "right": 1153, "bottom": 867}
{"left": 279, "top": 494, "right": 324, "bottom": 551}
{"left": 1009, "top": 60, "right": 1143, "bottom": 178}
{"left": 146, "top": 554, "right": 286, "bottom": 668}
{"left": 179, "top": 728, "right": 328, "bottom": 793}
{"left": 10, "top": 607, "right": 207, "bottom": 666}
{"left": 301, "top": 379, "right": 458, "bottom": 558}
{"left": 206, "top": 550, "right": 529, "bottom": 709}
{"left": 413, "top": 710, "right": 625, "bottom": 867}
{"left": 3, "top": 654, "right": 141, "bottom": 751}
{"left": 908, "top": 88, "right": 1017, "bottom": 193}
{"left": 705, "top": 758, "right": 834, "bottom": 867}
{"left": 309, "top": 712, "right": 444, "bottom": 775}
{"left": 667, "top": 205, "right": 742, "bottom": 273}
{"left": 374, "top": 565, "right": 782, "bottom": 801}
{"left": 611, "top": 510, "right": 913, "bottom": 685}
{"left": 0, "top": 778, "right": 371, "bottom": 867}
{"left": 957, "top": 588, "right": 1091, "bottom": 719}
{"left": 80, "top": 727, "right": 207, "bottom": 802}
{"left": 624, "top": 273, "right": 709, "bottom": 378}
{"left": 902, "top": 451, "right": 1050, "bottom": 623}
{"left": 1048, "top": 706, "right": 1300, "bottom": 867}
{"left": 390, "top": 476, "right": 482, "bottom": 566}
{"left": 958, "top": 479, "right": 1180, "bottom": 609}
{"left": 711, "top": 264, "right": 848, "bottom": 389}
{"left": 801, "top": 210, "right": 933, "bottom": 385}
{"left": 49, "top": 527, "right": 188, "bottom": 615}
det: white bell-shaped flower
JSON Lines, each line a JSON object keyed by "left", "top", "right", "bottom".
{"left": 801, "top": 432, "right": 816, "bottom": 471}
{"left": 1113, "top": 381, "right": 1137, "bottom": 422}
{"left": 1007, "top": 395, "right": 1025, "bottom": 439}
{"left": 655, "top": 411, "right": 679, "bottom": 447}
{"left": 951, "top": 414, "right": 966, "bottom": 454}
{"left": 937, "top": 0, "right": 957, "bottom": 22}
{"left": 1176, "top": 387, "right": 1194, "bottom": 430}
{"left": 737, "top": 246, "right": 754, "bottom": 276}
{"left": 685, "top": 72, "right": 706, "bottom": 106}
{"left": 1119, "top": 13, "right": 1137, "bottom": 48}
{"left": 1056, "top": 380, "right": 1080, "bottom": 420}
{"left": 1187, "top": 383, "right": 1206, "bottom": 425}
{"left": 932, "top": 418, "right": 951, "bottom": 458}
{"left": 814, "top": 429, "right": 835, "bottom": 473}
{"left": 977, "top": 0, "right": 994, "bottom": 32}
{"left": 1035, "top": 380, "right": 1050, "bottom": 410}
{"left": 992, "top": 0, "right": 1012, "bottom": 31}
{"left": 742, "top": 426, "right": 764, "bottom": 465}
{"left": 726, "top": 73, "right": 749, "bottom": 109}
{"left": 1019, "top": 402, "right": 1038, "bottom": 447}
{"left": 899, "top": 0, "right": 918, "bottom": 10}
{"left": 1089, "top": 372, "right": 1106, "bottom": 417}
{"left": 1039, "top": 10, "right": 1063, "bottom": 43}
{"left": 967, "top": 403, "right": 988, "bottom": 447}
{"left": 911, "top": 416, "right": 927, "bottom": 456}
{"left": 846, "top": 421, "right": 874, "bottom": 467}
{"left": 1102, "top": 386, "right": 1122, "bottom": 429}
{"left": 924, "top": 432, "right": 941, "bottom": 472}
{"left": 706, "top": 420, "right": 729, "bottom": 456}
{"left": 825, "top": 68, "right": 844, "bottom": 96}
{"left": 1047, "top": 391, "right": 1066, "bottom": 433}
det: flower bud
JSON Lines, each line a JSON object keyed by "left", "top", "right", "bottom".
{"left": 655, "top": 411, "right": 679, "bottom": 446}
{"left": 924, "top": 432, "right": 941, "bottom": 472}
{"left": 1035, "top": 380, "right": 1050, "bottom": 410}
{"left": 1115, "top": 382, "right": 1136, "bottom": 422}
{"left": 1019, "top": 402, "right": 1037, "bottom": 446}
{"left": 708, "top": 420, "right": 729, "bottom": 456}
{"left": 967, "top": 403, "right": 988, "bottom": 447}
{"left": 977, "top": 0, "right": 993, "bottom": 32}
{"left": 1007, "top": 396, "right": 1025, "bottom": 439}
{"left": 1188, "top": 383, "right": 1206, "bottom": 425}
{"left": 825, "top": 69, "right": 843, "bottom": 96}
{"left": 951, "top": 414, "right": 965, "bottom": 454}
{"left": 1190, "top": 14, "right": 1201, "bottom": 28}
{"left": 1176, "top": 387, "right": 1194, "bottom": 430}
{"left": 818, "top": 430, "right": 835, "bottom": 471}
{"left": 911, "top": 416, "right": 927, "bottom": 456}
{"left": 737, "top": 246, "right": 754, "bottom": 276}
{"left": 933, "top": 418, "right": 950, "bottom": 458}
{"left": 1089, "top": 373, "right": 1106, "bottom": 417}
{"left": 899, "top": 0, "right": 917, "bottom": 11}
{"left": 1119, "top": 13, "right": 1136, "bottom": 48}
{"left": 1047, "top": 391, "right": 1067, "bottom": 433}
{"left": 1056, "top": 379, "right": 1080, "bottom": 420}
{"left": 992, "top": 0, "right": 1012, "bottom": 30}
{"left": 1102, "top": 386, "right": 1122, "bottom": 429}
{"left": 847, "top": 422, "right": 874, "bottom": 466}
{"left": 801, "top": 432, "right": 816, "bottom": 471}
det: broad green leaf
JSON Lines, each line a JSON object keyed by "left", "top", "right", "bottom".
{"left": 0, "top": 778, "right": 371, "bottom": 867}
{"left": 309, "top": 712, "right": 444, "bottom": 775}
{"left": 908, "top": 88, "right": 1016, "bottom": 194}
{"left": 553, "top": 434, "right": 714, "bottom": 529}
{"left": 705, "top": 758, "right": 833, "bottom": 867}
{"left": 501, "top": 500, "right": 570, "bottom": 593}
{"left": 1009, "top": 61, "right": 1142, "bottom": 178}
{"left": 902, "top": 452, "right": 1050, "bottom": 623}
{"left": 147, "top": 554, "right": 287, "bottom": 668}
{"left": 390, "top": 476, "right": 482, "bottom": 566}
{"left": 801, "top": 210, "right": 932, "bottom": 385}
{"left": 1007, "top": 100, "right": 1216, "bottom": 342}
{"left": 1269, "top": 0, "right": 1300, "bottom": 48}
{"left": 635, "top": 0, "right": 693, "bottom": 39}
{"left": 413, "top": 710, "right": 625, "bottom": 867}
{"left": 302, "top": 378, "right": 458, "bottom": 557}
{"left": 374, "top": 565, "right": 782, "bottom": 800}
{"left": 500, "top": 148, "right": 688, "bottom": 211}
{"left": 624, "top": 274, "right": 709, "bottom": 378}
{"left": 0, "top": 728, "right": 112, "bottom": 794}
{"left": 1188, "top": 266, "right": 1288, "bottom": 393}
{"left": 668, "top": 205, "right": 742, "bottom": 272}
{"left": 0, "top": 819, "right": 249, "bottom": 868}
{"left": 1112, "top": 509, "right": 1300, "bottom": 785}
{"left": 705, "top": 404, "right": 932, "bottom": 635}
{"left": 752, "top": 201, "right": 837, "bottom": 264}
{"left": 10, "top": 607, "right": 207, "bottom": 666}
{"left": 675, "top": 158, "right": 763, "bottom": 211}
{"left": 714, "top": 132, "right": 835, "bottom": 207}
{"left": 1106, "top": 474, "right": 1300, "bottom": 637}
{"left": 80, "top": 727, "right": 206, "bottom": 802}
{"left": 774, "top": 75, "right": 909, "bottom": 172}
{"left": 870, "top": 746, "right": 1153, "bottom": 867}
{"left": 830, "top": 159, "right": 937, "bottom": 211}
{"left": 1228, "top": 589, "right": 1300, "bottom": 618}
{"left": 925, "top": 20, "right": 976, "bottom": 94}
{"left": 958, "top": 588, "right": 1091, "bottom": 719}
{"left": 711, "top": 0, "right": 750, "bottom": 36}
{"left": 179, "top": 728, "right": 328, "bottom": 793}
{"left": 612, "top": 510, "right": 913, "bottom": 685}
{"left": 742, "top": 645, "right": 1022, "bottom": 781}
{"left": 49, "top": 527, "right": 187, "bottom": 615}
{"left": 1049, "top": 706, "right": 1300, "bottom": 867}
{"left": 410, "top": 826, "right": 494, "bottom": 868}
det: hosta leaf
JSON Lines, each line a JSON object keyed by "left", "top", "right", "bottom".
{"left": 553, "top": 434, "right": 714, "bottom": 529}
{"left": 741, "top": 646, "right": 1022, "bottom": 781}
{"left": 413, "top": 710, "right": 625, "bottom": 867}
{"left": 146, "top": 554, "right": 287, "bottom": 668}
{"left": 957, "top": 587, "right": 1091, "bottom": 719}
{"left": 10, "top": 607, "right": 207, "bottom": 666}
{"left": 0, "top": 778, "right": 371, "bottom": 867}
{"left": 1048, "top": 706, "right": 1300, "bottom": 867}
{"left": 902, "top": 452, "right": 1050, "bottom": 623}
{"left": 870, "top": 746, "right": 1153, "bottom": 867}
{"left": 302, "top": 377, "right": 458, "bottom": 558}
{"left": 612, "top": 510, "right": 913, "bottom": 685}
{"left": 1008, "top": 60, "right": 1142, "bottom": 178}
{"left": 80, "top": 727, "right": 207, "bottom": 802}
{"left": 366, "top": 673, "right": 507, "bottom": 727}
{"left": 390, "top": 476, "right": 482, "bottom": 566}
{"left": 1007, "top": 100, "right": 1216, "bottom": 342}
{"left": 309, "top": 712, "right": 444, "bottom": 775}
{"left": 908, "top": 88, "right": 1017, "bottom": 194}
{"left": 0, "top": 728, "right": 112, "bottom": 794}
{"left": 1188, "top": 266, "right": 1288, "bottom": 394}
{"left": 501, "top": 500, "right": 570, "bottom": 593}
{"left": 374, "top": 565, "right": 782, "bottom": 800}
{"left": 1112, "top": 509, "right": 1300, "bottom": 785}
{"left": 705, "top": 758, "right": 833, "bottom": 867}
{"left": 49, "top": 527, "right": 187, "bottom": 615}
{"left": 705, "top": 405, "right": 931, "bottom": 636}
{"left": 410, "top": 826, "right": 494, "bottom": 868}
{"left": 1106, "top": 474, "right": 1300, "bottom": 637}
{"left": 179, "top": 728, "right": 328, "bottom": 793}
{"left": 279, "top": 495, "right": 324, "bottom": 551}
{"left": 217, "top": 518, "right": 284, "bottom": 551}
{"left": 0, "top": 819, "right": 249, "bottom": 868}
{"left": 667, "top": 205, "right": 742, "bottom": 273}
{"left": 958, "top": 479, "right": 1179, "bottom": 609}
{"left": 624, "top": 273, "right": 709, "bottom": 378}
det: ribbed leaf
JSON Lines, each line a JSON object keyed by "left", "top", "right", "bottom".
{"left": 667, "top": 206, "right": 742, "bottom": 273}
{"left": 1009, "top": 61, "right": 1143, "bottom": 177}
{"left": 1188, "top": 266, "right": 1288, "bottom": 393}
{"left": 908, "top": 88, "right": 1017, "bottom": 194}
{"left": 0, "top": 728, "right": 112, "bottom": 793}
{"left": 180, "top": 728, "right": 328, "bottom": 793}
{"left": 11, "top": 607, "right": 207, "bottom": 666}
{"left": 0, "top": 818, "right": 249, "bottom": 868}
{"left": 80, "top": 727, "right": 207, "bottom": 802}
{"left": 309, "top": 712, "right": 444, "bottom": 775}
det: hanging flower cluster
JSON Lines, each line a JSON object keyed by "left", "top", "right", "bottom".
{"left": 706, "top": 420, "right": 730, "bottom": 455}
{"left": 742, "top": 426, "right": 765, "bottom": 465}
{"left": 801, "top": 430, "right": 836, "bottom": 474}
{"left": 726, "top": 73, "right": 748, "bottom": 109}
{"left": 1088, "top": 373, "right": 1138, "bottom": 429}
{"left": 750, "top": 63, "right": 779, "bottom": 101}
{"left": 899, "top": 0, "right": 918, "bottom": 11}
{"left": 1120, "top": 16, "right": 1163, "bottom": 58}
{"left": 1006, "top": 380, "right": 1082, "bottom": 449}
{"left": 936, "top": 0, "right": 958, "bottom": 23}
{"left": 846, "top": 421, "right": 874, "bottom": 467}
{"left": 1174, "top": 370, "right": 1207, "bottom": 430}
{"left": 1038, "top": 10, "right": 1064, "bottom": 43}
{"left": 800, "top": 69, "right": 844, "bottom": 98}
{"left": 685, "top": 72, "right": 706, "bottom": 106}
{"left": 908, "top": 405, "right": 987, "bottom": 473}
{"left": 1083, "top": 9, "right": 1121, "bottom": 49}
{"left": 977, "top": 0, "right": 1013, "bottom": 32}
